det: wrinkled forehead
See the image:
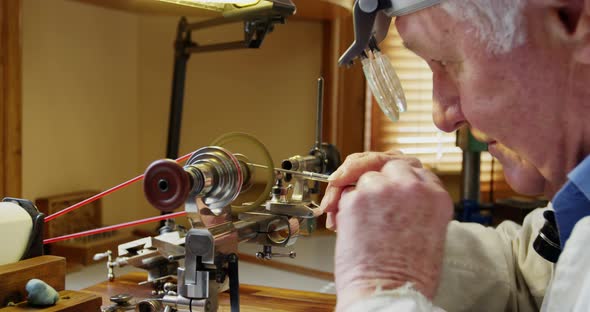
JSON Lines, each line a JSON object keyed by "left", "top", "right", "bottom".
{"left": 395, "top": 6, "right": 463, "bottom": 57}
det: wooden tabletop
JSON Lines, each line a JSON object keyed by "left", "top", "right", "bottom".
{"left": 0, "top": 291, "right": 101, "bottom": 312}
{"left": 83, "top": 272, "right": 336, "bottom": 312}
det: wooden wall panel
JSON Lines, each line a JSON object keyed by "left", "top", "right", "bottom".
{"left": 0, "top": 1, "right": 5, "bottom": 199}
{"left": 74, "top": 0, "right": 362, "bottom": 160}
{"left": 336, "top": 16, "right": 366, "bottom": 158}
{"left": 322, "top": 15, "right": 366, "bottom": 159}
{"left": 0, "top": 0, "right": 22, "bottom": 198}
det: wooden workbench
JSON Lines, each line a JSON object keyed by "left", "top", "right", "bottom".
{"left": 84, "top": 272, "right": 336, "bottom": 312}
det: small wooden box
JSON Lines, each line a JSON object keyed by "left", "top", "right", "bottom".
{"left": 36, "top": 192, "right": 135, "bottom": 266}
{"left": 35, "top": 191, "right": 101, "bottom": 240}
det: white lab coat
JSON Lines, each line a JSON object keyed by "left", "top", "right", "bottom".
{"left": 541, "top": 216, "right": 590, "bottom": 311}
{"left": 346, "top": 207, "right": 556, "bottom": 312}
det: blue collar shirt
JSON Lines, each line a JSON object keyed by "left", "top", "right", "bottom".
{"left": 552, "top": 155, "right": 590, "bottom": 247}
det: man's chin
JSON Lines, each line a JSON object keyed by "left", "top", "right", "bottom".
{"left": 503, "top": 167, "right": 545, "bottom": 196}
{"left": 489, "top": 143, "right": 545, "bottom": 196}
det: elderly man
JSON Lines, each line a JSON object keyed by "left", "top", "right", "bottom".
{"left": 320, "top": 0, "right": 590, "bottom": 311}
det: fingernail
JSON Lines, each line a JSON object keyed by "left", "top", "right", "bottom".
{"left": 326, "top": 214, "right": 335, "bottom": 230}
{"left": 312, "top": 207, "right": 323, "bottom": 218}
{"left": 328, "top": 169, "right": 344, "bottom": 181}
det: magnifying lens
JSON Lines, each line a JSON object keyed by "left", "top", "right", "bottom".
{"left": 339, "top": 0, "right": 441, "bottom": 122}
{"left": 361, "top": 36, "right": 407, "bottom": 121}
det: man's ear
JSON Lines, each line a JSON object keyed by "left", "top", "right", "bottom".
{"left": 573, "top": 0, "right": 590, "bottom": 64}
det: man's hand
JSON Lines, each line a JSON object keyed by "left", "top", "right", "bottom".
{"left": 319, "top": 151, "right": 453, "bottom": 309}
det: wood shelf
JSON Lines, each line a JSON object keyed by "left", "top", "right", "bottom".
{"left": 71, "top": 0, "right": 220, "bottom": 18}
{"left": 72, "top": 0, "right": 353, "bottom": 20}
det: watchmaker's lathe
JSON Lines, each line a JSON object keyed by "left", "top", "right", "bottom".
{"left": 94, "top": 79, "right": 340, "bottom": 312}
{"left": 96, "top": 139, "right": 339, "bottom": 312}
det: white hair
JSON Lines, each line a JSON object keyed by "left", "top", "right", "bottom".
{"left": 440, "top": 0, "right": 527, "bottom": 54}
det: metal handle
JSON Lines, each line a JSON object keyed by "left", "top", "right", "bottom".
{"left": 315, "top": 77, "right": 325, "bottom": 150}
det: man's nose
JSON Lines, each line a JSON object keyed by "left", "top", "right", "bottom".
{"left": 432, "top": 75, "right": 466, "bottom": 132}
{"left": 433, "top": 100, "right": 465, "bottom": 132}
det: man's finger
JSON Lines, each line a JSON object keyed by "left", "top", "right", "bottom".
{"left": 326, "top": 212, "right": 337, "bottom": 231}
{"left": 312, "top": 207, "right": 324, "bottom": 218}
{"left": 319, "top": 185, "right": 342, "bottom": 213}
{"left": 329, "top": 153, "right": 422, "bottom": 187}
{"left": 378, "top": 159, "right": 421, "bottom": 183}
{"left": 338, "top": 187, "right": 358, "bottom": 210}
{"left": 384, "top": 149, "right": 404, "bottom": 156}
{"left": 414, "top": 167, "right": 445, "bottom": 188}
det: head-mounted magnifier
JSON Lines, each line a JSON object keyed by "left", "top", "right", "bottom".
{"left": 339, "top": 0, "right": 440, "bottom": 121}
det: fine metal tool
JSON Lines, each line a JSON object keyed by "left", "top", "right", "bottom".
{"left": 247, "top": 163, "right": 331, "bottom": 184}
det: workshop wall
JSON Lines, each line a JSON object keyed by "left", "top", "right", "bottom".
{"left": 22, "top": 0, "right": 141, "bottom": 226}
{"left": 136, "top": 16, "right": 324, "bottom": 215}
{"left": 21, "top": 0, "right": 324, "bottom": 226}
